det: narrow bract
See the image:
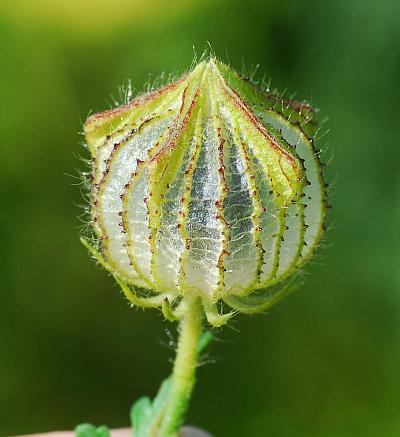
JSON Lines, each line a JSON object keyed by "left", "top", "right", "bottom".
{"left": 82, "top": 59, "right": 327, "bottom": 325}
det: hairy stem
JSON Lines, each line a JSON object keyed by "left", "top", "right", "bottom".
{"left": 158, "top": 295, "right": 203, "bottom": 436}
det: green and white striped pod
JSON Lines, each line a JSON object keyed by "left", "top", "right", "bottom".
{"left": 82, "top": 59, "right": 328, "bottom": 326}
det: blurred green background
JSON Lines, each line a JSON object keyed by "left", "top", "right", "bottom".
{"left": 0, "top": 0, "right": 399, "bottom": 436}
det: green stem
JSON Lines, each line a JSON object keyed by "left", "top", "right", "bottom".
{"left": 158, "top": 295, "right": 203, "bottom": 436}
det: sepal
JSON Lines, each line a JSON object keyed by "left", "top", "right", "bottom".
{"left": 223, "top": 273, "right": 302, "bottom": 314}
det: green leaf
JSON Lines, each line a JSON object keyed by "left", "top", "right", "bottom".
{"left": 130, "top": 377, "right": 173, "bottom": 437}
{"left": 130, "top": 329, "right": 213, "bottom": 436}
{"left": 152, "top": 377, "right": 172, "bottom": 412}
{"left": 131, "top": 396, "right": 153, "bottom": 435}
{"left": 197, "top": 330, "right": 213, "bottom": 355}
{"left": 75, "top": 423, "right": 111, "bottom": 437}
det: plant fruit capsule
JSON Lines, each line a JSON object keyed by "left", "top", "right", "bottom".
{"left": 83, "top": 59, "right": 328, "bottom": 318}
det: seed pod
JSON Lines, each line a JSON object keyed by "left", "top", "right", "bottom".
{"left": 82, "top": 59, "right": 328, "bottom": 325}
